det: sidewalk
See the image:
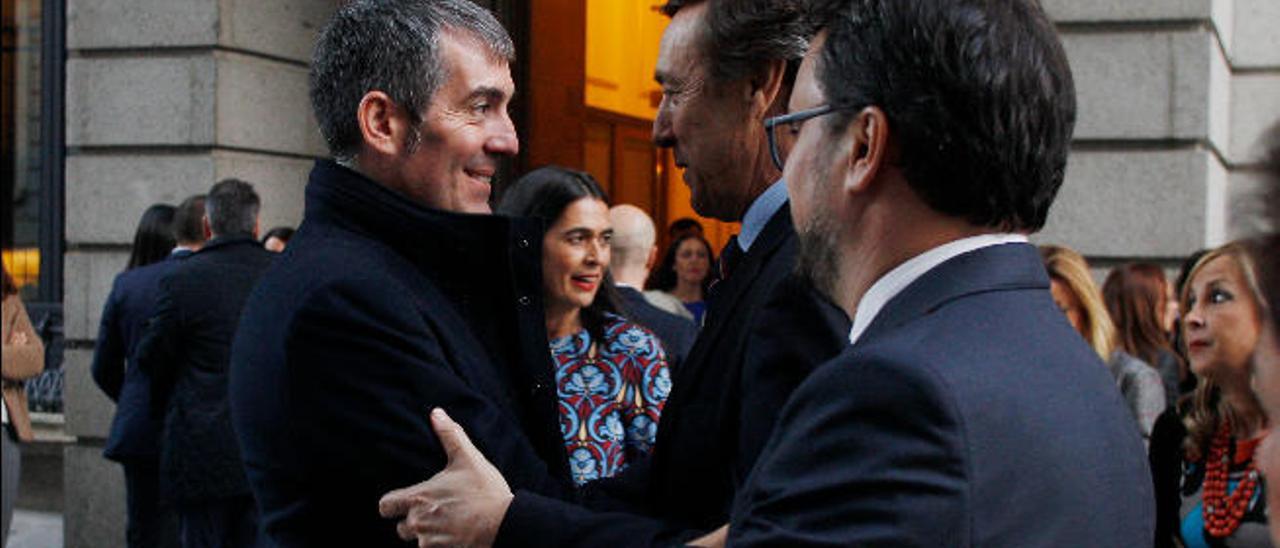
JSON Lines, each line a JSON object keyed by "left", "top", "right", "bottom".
{"left": 7, "top": 509, "right": 62, "bottom": 548}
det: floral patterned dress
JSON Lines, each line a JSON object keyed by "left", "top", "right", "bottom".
{"left": 550, "top": 313, "right": 672, "bottom": 485}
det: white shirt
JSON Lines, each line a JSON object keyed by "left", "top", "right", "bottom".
{"left": 847, "top": 233, "right": 1029, "bottom": 346}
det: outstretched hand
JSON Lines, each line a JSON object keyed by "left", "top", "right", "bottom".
{"left": 378, "top": 408, "right": 513, "bottom": 548}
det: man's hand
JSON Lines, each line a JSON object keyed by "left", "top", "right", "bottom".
{"left": 687, "top": 525, "right": 728, "bottom": 547}
{"left": 379, "top": 408, "right": 514, "bottom": 548}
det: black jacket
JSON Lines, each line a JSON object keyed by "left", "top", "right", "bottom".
{"left": 135, "top": 237, "right": 273, "bottom": 503}
{"left": 229, "top": 160, "right": 572, "bottom": 547}
{"left": 614, "top": 286, "right": 696, "bottom": 376}
{"left": 497, "top": 206, "right": 851, "bottom": 546}
{"left": 92, "top": 250, "right": 192, "bottom": 461}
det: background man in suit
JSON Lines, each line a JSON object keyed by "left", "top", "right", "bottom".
{"left": 92, "top": 194, "right": 205, "bottom": 548}
{"left": 136, "top": 179, "right": 273, "bottom": 548}
{"left": 378, "top": 1, "right": 850, "bottom": 545}
{"left": 608, "top": 204, "right": 697, "bottom": 374}
{"left": 228, "top": 2, "right": 574, "bottom": 546}
{"left": 719, "top": 0, "right": 1153, "bottom": 544}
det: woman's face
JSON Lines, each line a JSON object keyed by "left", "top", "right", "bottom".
{"left": 542, "top": 197, "right": 612, "bottom": 315}
{"left": 1183, "top": 255, "right": 1262, "bottom": 383}
{"left": 674, "top": 238, "right": 711, "bottom": 287}
{"left": 1050, "top": 277, "right": 1085, "bottom": 336}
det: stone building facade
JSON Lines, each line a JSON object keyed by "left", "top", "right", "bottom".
{"left": 43, "top": 0, "right": 1280, "bottom": 545}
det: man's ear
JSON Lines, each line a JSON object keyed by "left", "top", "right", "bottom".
{"left": 843, "top": 106, "right": 890, "bottom": 195}
{"left": 357, "top": 91, "right": 411, "bottom": 158}
{"left": 645, "top": 246, "right": 659, "bottom": 271}
{"left": 202, "top": 215, "right": 213, "bottom": 240}
{"left": 748, "top": 59, "right": 788, "bottom": 117}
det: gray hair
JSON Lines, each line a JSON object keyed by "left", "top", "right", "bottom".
{"left": 205, "top": 179, "right": 260, "bottom": 237}
{"left": 661, "top": 0, "right": 810, "bottom": 85}
{"left": 310, "top": 0, "right": 515, "bottom": 164}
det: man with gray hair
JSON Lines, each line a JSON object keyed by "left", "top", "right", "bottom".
{"left": 378, "top": 0, "right": 851, "bottom": 545}
{"left": 136, "top": 178, "right": 273, "bottom": 548}
{"left": 228, "top": 1, "right": 572, "bottom": 546}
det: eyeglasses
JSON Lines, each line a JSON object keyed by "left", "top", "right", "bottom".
{"left": 763, "top": 104, "right": 847, "bottom": 171}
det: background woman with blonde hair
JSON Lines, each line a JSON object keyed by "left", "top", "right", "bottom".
{"left": 1151, "top": 242, "right": 1270, "bottom": 546}
{"left": 1040, "top": 245, "right": 1166, "bottom": 441}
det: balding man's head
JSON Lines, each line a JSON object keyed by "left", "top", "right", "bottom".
{"left": 609, "top": 205, "right": 658, "bottom": 285}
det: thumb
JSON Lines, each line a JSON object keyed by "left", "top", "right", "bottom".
{"left": 430, "top": 408, "right": 480, "bottom": 465}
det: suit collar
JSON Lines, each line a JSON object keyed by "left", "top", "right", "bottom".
{"left": 738, "top": 180, "right": 788, "bottom": 252}
{"left": 304, "top": 159, "right": 543, "bottom": 288}
{"left": 198, "top": 235, "right": 260, "bottom": 253}
{"left": 856, "top": 242, "right": 1048, "bottom": 347}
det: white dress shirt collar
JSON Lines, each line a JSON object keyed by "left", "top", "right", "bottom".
{"left": 847, "top": 233, "right": 1029, "bottom": 346}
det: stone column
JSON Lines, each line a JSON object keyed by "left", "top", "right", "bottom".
{"left": 61, "top": 0, "right": 335, "bottom": 545}
{"left": 1037, "top": 0, "right": 1280, "bottom": 268}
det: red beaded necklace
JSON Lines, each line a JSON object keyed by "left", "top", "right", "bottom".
{"left": 1201, "top": 421, "right": 1261, "bottom": 538}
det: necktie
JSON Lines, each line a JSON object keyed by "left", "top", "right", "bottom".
{"left": 719, "top": 235, "right": 743, "bottom": 281}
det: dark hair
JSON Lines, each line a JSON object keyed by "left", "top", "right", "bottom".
{"left": 668, "top": 217, "right": 704, "bottom": 238}
{"left": 1103, "top": 263, "right": 1183, "bottom": 379}
{"left": 661, "top": 0, "right": 809, "bottom": 89}
{"left": 808, "top": 0, "right": 1076, "bottom": 232}
{"left": 126, "top": 204, "right": 177, "bottom": 270}
{"left": 1, "top": 261, "right": 16, "bottom": 297}
{"left": 498, "top": 166, "right": 619, "bottom": 342}
{"left": 261, "top": 227, "right": 296, "bottom": 245}
{"left": 206, "top": 178, "right": 260, "bottom": 237}
{"left": 647, "top": 232, "right": 714, "bottom": 296}
{"left": 310, "top": 0, "right": 515, "bottom": 164}
{"left": 663, "top": 0, "right": 809, "bottom": 82}
{"left": 173, "top": 194, "right": 207, "bottom": 244}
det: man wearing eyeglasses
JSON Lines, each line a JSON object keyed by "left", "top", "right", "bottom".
{"left": 723, "top": 0, "right": 1153, "bottom": 544}
{"left": 377, "top": 0, "right": 851, "bottom": 546}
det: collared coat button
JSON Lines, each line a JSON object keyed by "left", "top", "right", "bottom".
{"left": 531, "top": 382, "right": 544, "bottom": 395}
{"left": 518, "top": 295, "right": 531, "bottom": 306}
{"left": 518, "top": 238, "right": 530, "bottom": 249}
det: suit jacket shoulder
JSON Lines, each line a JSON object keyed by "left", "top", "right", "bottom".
{"left": 730, "top": 243, "right": 1154, "bottom": 546}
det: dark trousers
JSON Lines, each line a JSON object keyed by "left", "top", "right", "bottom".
{"left": 177, "top": 495, "right": 261, "bottom": 548}
{"left": 122, "top": 458, "right": 180, "bottom": 548}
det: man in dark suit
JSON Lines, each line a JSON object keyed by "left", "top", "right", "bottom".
{"left": 720, "top": 0, "right": 1153, "bottom": 544}
{"left": 607, "top": 204, "right": 696, "bottom": 374}
{"left": 378, "top": 1, "right": 850, "bottom": 545}
{"left": 92, "top": 194, "right": 205, "bottom": 548}
{"left": 227, "top": 2, "right": 573, "bottom": 547}
{"left": 136, "top": 180, "right": 273, "bottom": 548}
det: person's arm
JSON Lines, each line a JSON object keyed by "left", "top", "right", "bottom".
{"left": 266, "top": 278, "right": 570, "bottom": 547}
{"left": 728, "top": 354, "right": 968, "bottom": 546}
{"left": 134, "top": 273, "right": 183, "bottom": 417}
{"left": 1131, "top": 366, "right": 1168, "bottom": 444}
{"left": 1149, "top": 408, "right": 1185, "bottom": 548}
{"left": 90, "top": 280, "right": 126, "bottom": 401}
{"left": 2, "top": 297, "right": 45, "bottom": 380}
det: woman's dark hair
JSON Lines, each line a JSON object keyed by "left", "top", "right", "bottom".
{"left": 1103, "top": 263, "right": 1183, "bottom": 381}
{"left": 127, "top": 204, "right": 177, "bottom": 270}
{"left": 497, "top": 166, "right": 619, "bottom": 342}
{"left": 2, "top": 261, "right": 17, "bottom": 297}
{"left": 646, "top": 232, "right": 714, "bottom": 296}
{"left": 261, "top": 226, "right": 296, "bottom": 245}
